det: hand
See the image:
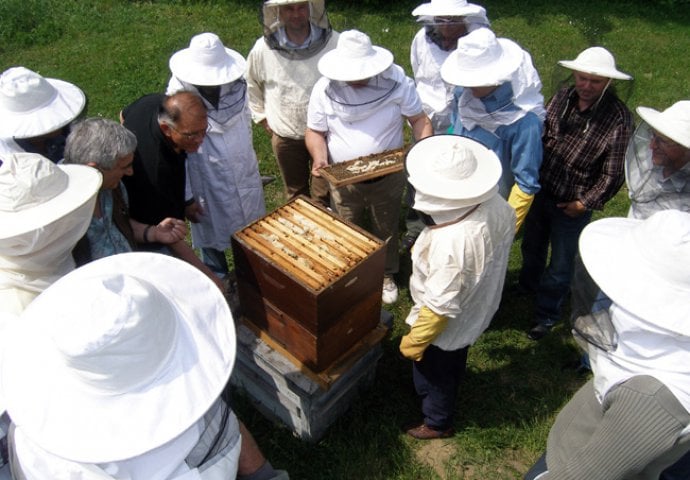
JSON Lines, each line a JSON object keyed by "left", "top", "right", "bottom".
{"left": 185, "top": 201, "right": 204, "bottom": 223}
{"left": 311, "top": 157, "right": 327, "bottom": 177}
{"left": 557, "top": 200, "right": 587, "bottom": 218}
{"left": 153, "top": 218, "right": 187, "bottom": 244}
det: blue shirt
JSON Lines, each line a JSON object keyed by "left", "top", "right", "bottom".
{"left": 85, "top": 187, "right": 133, "bottom": 261}
{"left": 451, "top": 82, "right": 543, "bottom": 198}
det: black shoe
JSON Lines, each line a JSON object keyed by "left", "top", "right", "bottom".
{"left": 528, "top": 323, "right": 552, "bottom": 341}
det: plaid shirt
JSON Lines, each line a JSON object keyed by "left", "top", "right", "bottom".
{"left": 540, "top": 86, "right": 633, "bottom": 210}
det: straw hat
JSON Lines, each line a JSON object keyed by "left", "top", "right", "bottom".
{"left": 441, "top": 28, "right": 523, "bottom": 87}
{"left": 318, "top": 30, "right": 394, "bottom": 82}
{"left": 1, "top": 252, "right": 236, "bottom": 463}
{"left": 0, "top": 67, "right": 86, "bottom": 139}
{"left": 558, "top": 47, "right": 632, "bottom": 81}
{"left": 636, "top": 101, "right": 690, "bottom": 149}
{"left": 406, "top": 134, "right": 501, "bottom": 210}
{"left": 0, "top": 152, "right": 101, "bottom": 241}
{"left": 579, "top": 210, "right": 690, "bottom": 333}
{"left": 412, "top": 0, "right": 486, "bottom": 17}
{"left": 169, "top": 33, "right": 246, "bottom": 86}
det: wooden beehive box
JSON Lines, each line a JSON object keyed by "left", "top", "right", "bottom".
{"left": 231, "top": 196, "right": 386, "bottom": 371}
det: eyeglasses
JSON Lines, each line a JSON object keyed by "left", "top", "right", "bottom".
{"left": 169, "top": 124, "right": 209, "bottom": 140}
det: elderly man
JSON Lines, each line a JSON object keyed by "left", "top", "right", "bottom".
{"left": 0, "top": 67, "right": 85, "bottom": 162}
{"left": 306, "top": 29, "right": 432, "bottom": 304}
{"left": 246, "top": 0, "right": 338, "bottom": 207}
{"left": 525, "top": 210, "right": 690, "bottom": 480}
{"left": 121, "top": 91, "right": 207, "bottom": 227}
{"left": 519, "top": 47, "right": 634, "bottom": 340}
{"left": 401, "top": 0, "right": 490, "bottom": 252}
{"left": 627, "top": 100, "right": 690, "bottom": 219}
{"left": 400, "top": 135, "right": 515, "bottom": 439}
{"left": 442, "top": 27, "right": 545, "bottom": 231}
{"left": 0, "top": 153, "right": 101, "bottom": 315}
{"left": 167, "top": 33, "right": 266, "bottom": 277}
{"left": 2, "top": 252, "right": 289, "bottom": 479}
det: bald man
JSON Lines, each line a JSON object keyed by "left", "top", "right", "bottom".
{"left": 120, "top": 91, "right": 208, "bottom": 229}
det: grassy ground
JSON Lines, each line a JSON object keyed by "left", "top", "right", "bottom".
{"left": 3, "top": 1, "right": 690, "bottom": 478}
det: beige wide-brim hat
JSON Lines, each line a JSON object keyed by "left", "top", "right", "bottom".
{"left": 407, "top": 134, "right": 502, "bottom": 210}
{"left": 558, "top": 46, "right": 632, "bottom": 81}
{"left": 1, "top": 252, "right": 237, "bottom": 463}
{"left": 0, "top": 66, "right": 86, "bottom": 139}
{"left": 169, "top": 32, "right": 246, "bottom": 86}
{"left": 441, "top": 27, "right": 523, "bottom": 87}
{"left": 0, "top": 152, "right": 101, "bottom": 241}
{"left": 412, "top": 0, "right": 485, "bottom": 17}
{"left": 318, "top": 29, "right": 394, "bottom": 82}
{"left": 637, "top": 101, "right": 690, "bottom": 149}
{"left": 579, "top": 210, "right": 690, "bottom": 334}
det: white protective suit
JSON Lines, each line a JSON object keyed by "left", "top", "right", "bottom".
{"left": 0, "top": 199, "right": 96, "bottom": 315}
{"left": 166, "top": 78, "right": 265, "bottom": 251}
{"left": 405, "top": 193, "right": 515, "bottom": 350}
{"left": 11, "top": 399, "right": 242, "bottom": 480}
{"left": 410, "top": 15, "right": 489, "bottom": 134}
{"left": 245, "top": 32, "right": 339, "bottom": 140}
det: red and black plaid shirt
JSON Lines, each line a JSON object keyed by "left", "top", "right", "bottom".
{"left": 540, "top": 86, "right": 633, "bottom": 210}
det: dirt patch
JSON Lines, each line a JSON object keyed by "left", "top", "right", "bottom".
{"left": 414, "top": 439, "right": 457, "bottom": 479}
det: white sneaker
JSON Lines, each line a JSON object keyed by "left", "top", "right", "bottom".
{"left": 382, "top": 275, "right": 398, "bottom": 304}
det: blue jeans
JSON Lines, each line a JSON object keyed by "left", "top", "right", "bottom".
{"left": 201, "top": 247, "right": 229, "bottom": 277}
{"left": 519, "top": 192, "right": 592, "bottom": 325}
{"left": 661, "top": 450, "right": 690, "bottom": 480}
{"left": 412, "top": 344, "right": 469, "bottom": 431}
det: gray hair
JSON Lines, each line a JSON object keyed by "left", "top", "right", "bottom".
{"left": 64, "top": 117, "right": 137, "bottom": 170}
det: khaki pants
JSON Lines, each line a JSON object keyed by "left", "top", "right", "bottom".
{"left": 330, "top": 171, "right": 405, "bottom": 275}
{"left": 271, "top": 134, "right": 329, "bottom": 207}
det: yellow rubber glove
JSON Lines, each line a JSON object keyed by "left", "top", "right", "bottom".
{"left": 508, "top": 184, "right": 534, "bottom": 233}
{"left": 399, "top": 306, "right": 449, "bottom": 361}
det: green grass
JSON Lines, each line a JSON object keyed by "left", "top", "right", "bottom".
{"left": 3, "top": 1, "right": 690, "bottom": 478}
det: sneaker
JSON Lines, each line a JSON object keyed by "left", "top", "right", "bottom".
{"left": 382, "top": 275, "right": 399, "bottom": 304}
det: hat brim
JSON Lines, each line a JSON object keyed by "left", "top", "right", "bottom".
{"left": 412, "top": 2, "right": 485, "bottom": 17}
{"left": 0, "top": 163, "right": 102, "bottom": 240}
{"left": 0, "top": 79, "right": 86, "bottom": 139}
{"left": 579, "top": 217, "right": 689, "bottom": 331}
{"left": 406, "top": 134, "right": 502, "bottom": 205}
{"left": 318, "top": 46, "right": 394, "bottom": 82}
{"left": 169, "top": 47, "right": 246, "bottom": 86}
{"left": 557, "top": 60, "right": 632, "bottom": 81}
{"left": 1, "top": 252, "right": 236, "bottom": 463}
{"left": 636, "top": 106, "right": 690, "bottom": 149}
{"left": 441, "top": 38, "right": 523, "bottom": 87}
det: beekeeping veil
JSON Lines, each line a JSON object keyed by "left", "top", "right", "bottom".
{"left": 261, "top": 0, "right": 332, "bottom": 60}
{"left": 412, "top": 0, "right": 490, "bottom": 51}
{"left": 626, "top": 101, "right": 690, "bottom": 220}
{"left": 570, "top": 210, "right": 690, "bottom": 409}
